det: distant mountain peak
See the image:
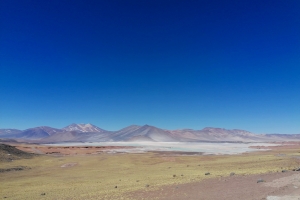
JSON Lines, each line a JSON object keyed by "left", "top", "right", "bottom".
{"left": 62, "top": 123, "right": 106, "bottom": 133}
{"left": 141, "top": 124, "right": 157, "bottom": 129}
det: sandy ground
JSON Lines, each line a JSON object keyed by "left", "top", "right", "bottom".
{"left": 127, "top": 171, "right": 300, "bottom": 200}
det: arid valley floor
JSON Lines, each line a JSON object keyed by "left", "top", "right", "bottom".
{"left": 1, "top": 142, "right": 300, "bottom": 200}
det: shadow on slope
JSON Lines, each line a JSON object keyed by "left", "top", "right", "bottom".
{"left": 0, "top": 143, "right": 34, "bottom": 162}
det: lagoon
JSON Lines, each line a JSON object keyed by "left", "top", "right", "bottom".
{"left": 45, "top": 142, "right": 279, "bottom": 155}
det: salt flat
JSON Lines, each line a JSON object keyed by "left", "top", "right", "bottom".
{"left": 45, "top": 142, "right": 279, "bottom": 154}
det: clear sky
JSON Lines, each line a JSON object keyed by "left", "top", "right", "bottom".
{"left": 1, "top": 0, "right": 299, "bottom": 133}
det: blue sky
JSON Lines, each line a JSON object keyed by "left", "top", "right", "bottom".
{"left": 1, "top": 0, "right": 300, "bottom": 133}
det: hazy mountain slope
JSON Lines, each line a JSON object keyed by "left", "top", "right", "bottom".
{"left": 41, "top": 123, "right": 109, "bottom": 142}
{"left": 0, "top": 129, "right": 23, "bottom": 138}
{"left": 15, "top": 126, "right": 62, "bottom": 139}
{"left": 112, "top": 125, "right": 177, "bottom": 142}
{"left": 84, "top": 125, "right": 141, "bottom": 142}
{"left": 262, "top": 133, "right": 300, "bottom": 141}
{"left": 170, "top": 127, "right": 275, "bottom": 142}
{"left": 39, "top": 131, "right": 103, "bottom": 143}
{"left": 0, "top": 129, "right": 22, "bottom": 135}
{"left": 198, "top": 127, "right": 260, "bottom": 142}
{"left": 125, "top": 135, "right": 156, "bottom": 142}
{"left": 116, "top": 125, "right": 142, "bottom": 134}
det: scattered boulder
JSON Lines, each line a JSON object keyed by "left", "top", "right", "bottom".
{"left": 230, "top": 172, "right": 235, "bottom": 176}
{"left": 60, "top": 163, "right": 77, "bottom": 168}
{"left": 0, "top": 166, "right": 30, "bottom": 173}
{"left": 257, "top": 179, "right": 265, "bottom": 183}
{"left": 41, "top": 193, "right": 46, "bottom": 196}
{"left": 173, "top": 174, "right": 176, "bottom": 177}
{"left": 145, "top": 184, "right": 150, "bottom": 187}
{"left": 292, "top": 168, "right": 300, "bottom": 171}
{"left": 282, "top": 170, "right": 288, "bottom": 173}
{"left": 115, "top": 186, "right": 117, "bottom": 188}
{"left": 205, "top": 172, "right": 210, "bottom": 175}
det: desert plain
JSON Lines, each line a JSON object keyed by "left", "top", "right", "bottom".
{"left": 1, "top": 142, "right": 300, "bottom": 200}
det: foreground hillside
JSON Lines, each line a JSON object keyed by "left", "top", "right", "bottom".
{"left": 1, "top": 143, "right": 300, "bottom": 199}
{"left": 0, "top": 144, "right": 34, "bottom": 162}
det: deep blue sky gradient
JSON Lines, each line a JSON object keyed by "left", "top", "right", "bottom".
{"left": 1, "top": 0, "right": 300, "bottom": 133}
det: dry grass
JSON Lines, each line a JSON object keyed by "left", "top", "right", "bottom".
{"left": 1, "top": 148, "right": 299, "bottom": 199}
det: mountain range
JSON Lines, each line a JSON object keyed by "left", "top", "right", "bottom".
{"left": 0, "top": 123, "right": 300, "bottom": 143}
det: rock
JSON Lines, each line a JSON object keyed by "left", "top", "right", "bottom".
{"left": 282, "top": 170, "right": 288, "bottom": 173}
{"left": 145, "top": 184, "right": 149, "bottom": 187}
{"left": 230, "top": 172, "right": 235, "bottom": 176}
{"left": 173, "top": 174, "right": 176, "bottom": 177}
{"left": 205, "top": 172, "right": 210, "bottom": 175}
{"left": 257, "top": 179, "right": 265, "bottom": 183}
{"left": 115, "top": 186, "right": 117, "bottom": 188}
{"left": 292, "top": 167, "right": 300, "bottom": 171}
{"left": 41, "top": 193, "right": 46, "bottom": 195}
